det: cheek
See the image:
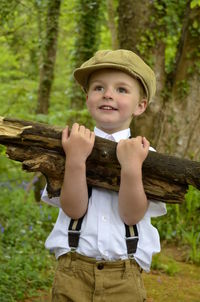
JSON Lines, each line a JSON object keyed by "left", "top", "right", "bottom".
{"left": 86, "top": 96, "right": 91, "bottom": 108}
{"left": 86, "top": 99, "right": 95, "bottom": 113}
{"left": 119, "top": 101, "right": 135, "bottom": 115}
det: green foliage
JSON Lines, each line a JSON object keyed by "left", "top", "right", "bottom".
{"left": 152, "top": 254, "right": 180, "bottom": 276}
{"left": 176, "top": 80, "right": 190, "bottom": 98}
{"left": 152, "top": 186, "right": 200, "bottom": 264}
{"left": 136, "top": 0, "right": 192, "bottom": 73}
{"left": 0, "top": 163, "right": 58, "bottom": 301}
{"left": 73, "top": 0, "right": 102, "bottom": 62}
{"left": 191, "top": 0, "right": 200, "bottom": 8}
{"left": 68, "top": 0, "right": 104, "bottom": 108}
{"left": 0, "top": 0, "right": 200, "bottom": 299}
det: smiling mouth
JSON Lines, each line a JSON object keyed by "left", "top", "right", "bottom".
{"left": 99, "top": 105, "right": 117, "bottom": 111}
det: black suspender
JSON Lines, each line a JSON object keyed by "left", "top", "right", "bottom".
{"left": 68, "top": 217, "right": 84, "bottom": 251}
{"left": 68, "top": 186, "right": 139, "bottom": 257}
{"left": 125, "top": 224, "right": 139, "bottom": 257}
{"left": 68, "top": 186, "right": 92, "bottom": 251}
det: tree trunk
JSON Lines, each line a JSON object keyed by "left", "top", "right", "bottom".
{"left": 69, "top": 0, "right": 101, "bottom": 109}
{"left": 118, "top": 0, "right": 166, "bottom": 147}
{"left": 36, "top": 0, "right": 61, "bottom": 114}
{"left": 107, "top": 0, "right": 118, "bottom": 50}
{"left": 0, "top": 116, "right": 200, "bottom": 204}
{"left": 157, "top": 6, "right": 200, "bottom": 160}
{"left": 118, "top": 1, "right": 200, "bottom": 161}
{"left": 118, "top": 0, "right": 153, "bottom": 53}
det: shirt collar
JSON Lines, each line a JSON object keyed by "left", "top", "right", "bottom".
{"left": 94, "top": 127, "right": 131, "bottom": 143}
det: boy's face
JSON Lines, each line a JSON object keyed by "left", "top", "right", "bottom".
{"left": 86, "top": 69, "right": 147, "bottom": 133}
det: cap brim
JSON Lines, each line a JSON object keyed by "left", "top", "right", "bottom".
{"left": 73, "top": 63, "right": 149, "bottom": 100}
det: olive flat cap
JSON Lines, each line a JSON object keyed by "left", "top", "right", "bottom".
{"left": 73, "top": 49, "right": 156, "bottom": 102}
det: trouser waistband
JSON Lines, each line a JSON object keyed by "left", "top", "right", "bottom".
{"left": 58, "top": 252, "right": 142, "bottom": 273}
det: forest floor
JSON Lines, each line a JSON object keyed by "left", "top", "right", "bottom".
{"left": 24, "top": 244, "right": 200, "bottom": 302}
{"left": 143, "top": 244, "right": 200, "bottom": 302}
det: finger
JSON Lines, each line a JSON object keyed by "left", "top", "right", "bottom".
{"left": 142, "top": 137, "right": 150, "bottom": 148}
{"left": 135, "top": 136, "right": 143, "bottom": 142}
{"left": 117, "top": 139, "right": 125, "bottom": 150}
{"left": 90, "top": 131, "right": 95, "bottom": 141}
{"left": 90, "top": 131, "right": 95, "bottom": 145}
{"left": 85, "top": 128, "right": 91, "bottom": 137}
{"left": 71, "top": 123, "right": 79, "bottom": 133}
{"left": 118, "top": 138, "right": 125, "bottom": 144}
{"left": 129, "top": 137, "right": 141, "bottom": 143}
{"left": 79, "top": 125, "right": 86, "bottom": 133}
{"left": 62, "top": 126, "right": 69, "bottom": 143}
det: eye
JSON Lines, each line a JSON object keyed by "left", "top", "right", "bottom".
{"left": 94, "top": 85, "right": 104, "bottom": 92}
{"left": 117, "top": 87, "right": 127, "bottom": 93}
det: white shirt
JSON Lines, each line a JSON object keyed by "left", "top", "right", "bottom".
{"left": 42, "top": 127, "right": 166, "bottom": 272}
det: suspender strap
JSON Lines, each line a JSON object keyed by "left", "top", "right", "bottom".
{"left": 125, "top": 223, "right": 139, "bottom": 256}
{"left": 68, "top": 186, "right": 92, "bottom": 251}
{"left": 124, "top": 136, "right": 139, "bottom": 256}
{"left": 68, "top": 188, "right": 139, "bottom": 256}
{"left": 68, "top": 217, "right": 84, "bottom": 250}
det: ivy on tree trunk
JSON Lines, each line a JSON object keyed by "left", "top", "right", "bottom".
{"left": 118, "top": 0, "right": 200, "bottom": 161}
{"left": 36, "top": 0, "right": 61, "bottom": 114}
{"left": 69, "top": 0, "right": 102, "bottom": 109}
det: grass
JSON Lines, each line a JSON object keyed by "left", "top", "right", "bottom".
{"left": 152, "top": 185, "right": 200, "bottom": 265}
{"left": 144, "top": 245, "right": 200, "bottom": 302}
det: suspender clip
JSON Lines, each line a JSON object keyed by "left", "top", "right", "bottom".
{"left": 68, "top": 230, "right": 81, "bottom": 251}
{"left": 125, "top": 236, "right": 139, "bottom": 257}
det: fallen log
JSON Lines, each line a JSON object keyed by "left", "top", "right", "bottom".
{"left": 0, "top": 116, "right": 200, "bottom": 204}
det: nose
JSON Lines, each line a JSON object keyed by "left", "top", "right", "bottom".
{"left": 103, "top": 87, "right": 113, "bottom": 100}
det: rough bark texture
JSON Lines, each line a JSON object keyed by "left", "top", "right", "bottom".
{"left": 1, "top": 117, "right": 200, "bottom": 204}
{"left": 69, "top": 0, "right": 101, "bottom": 109}
{"left": 157, "top": 6, "right": 200, "bottom": 159}
{"left": 118, "top": 0, "right": 166, "bottom": 147}
{"left": 107, "top": 0, "right": 118, "bottom": 50}
{"left": 118, "top": 0, "right": 152, "bottom": 53}
{"left": 36, "top": 0, "right": 61, "bottom": 114}
{"left": 118, "top": 2, "right": 200, "bottom": 161}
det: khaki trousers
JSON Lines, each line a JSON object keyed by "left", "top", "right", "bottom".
{"left": 52, "top": 252, "right": 146, "bottom": 302}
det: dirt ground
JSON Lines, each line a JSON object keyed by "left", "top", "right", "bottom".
{"left": 143, "top": 245, "right": 200, "bottom": 302}
{"left": 24, "top": 245, "right": 200, "bottom": 302}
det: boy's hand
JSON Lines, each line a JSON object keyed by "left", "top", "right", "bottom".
{"left": 116, "top": 136, "right": 150, "bottom": 171}
{"left": 62, "top": 123, "right": 95, "bottom": 163}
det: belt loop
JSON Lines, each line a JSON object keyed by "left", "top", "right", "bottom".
{"left": 70, "top": 252, "right": 77, "bottom": 273}
{"left": 122, "top": 260, "right": 130, "bottom": 280}
{"left": 130, "top": 257, "right": 143, "bottom": 273}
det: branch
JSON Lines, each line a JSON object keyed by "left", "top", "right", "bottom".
{"left": 0, "top": 116, "right": 200, "bottom": 204}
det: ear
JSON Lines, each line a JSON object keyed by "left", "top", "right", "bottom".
{"left": 133, "top": 99, "right": 147, "bottom": 117}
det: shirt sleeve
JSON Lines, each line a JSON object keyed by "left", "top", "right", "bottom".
{"left": 41, "top": 185, "right": 61, "bottom": 207}
{"left": 145, "top": 200, "right": 167, "bottom": 218}
{"left": 144, "top": 146, "right": 167, "bottom": 218}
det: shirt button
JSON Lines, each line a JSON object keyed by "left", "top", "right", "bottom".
{"left": 102, "top": 216, "right": 107, "bottom": 222}
{"left": 97, "top": 263, "right": 104, "bottom": 270}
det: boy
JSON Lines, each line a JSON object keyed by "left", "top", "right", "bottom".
{"left": 42, "top": 49, "right": 166, "bottom": 302}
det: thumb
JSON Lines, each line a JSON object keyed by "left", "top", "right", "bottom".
{"left": 142, "top": 137, "right": 150, "bottom": 149}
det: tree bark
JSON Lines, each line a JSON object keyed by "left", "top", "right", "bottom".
{"left": 69, "top": 0, "right": 101, "bottom": 109}
{"left": 157, "top": 6, "right": 200, "bottom": 159}
{"left": 118, "top": 0, "right": 166, "bottom": 147}
{"left": 118, "top": 1, "right": 200, "bottom": 161}
{"left": 0, "top": 117, "right": 200, "bottom": 204}
{"left": 36, "top": 0, "right": 61, "bottom": 114}
{"left": 107, "top": 0, "right": 118, "bottom": 50}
